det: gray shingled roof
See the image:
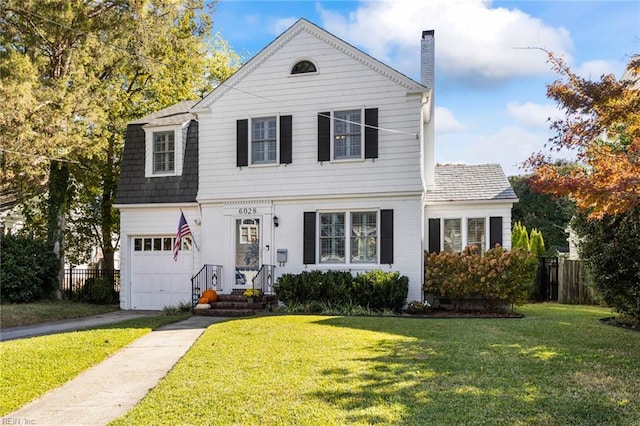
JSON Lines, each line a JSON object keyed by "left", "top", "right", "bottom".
{"left": 425, "top": 164, "right": 517, "bottom": 202}
{"left": 130, "top": 100, "right": 198, "bottom": 126}
{"left": 115, "top": 100, "right": 199, "bottom": 205}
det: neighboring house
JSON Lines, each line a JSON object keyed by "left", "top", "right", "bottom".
{"left": 0, "top": 190, "right": 25, "bottom": 235}
{"left": 115, "top": 19, "right": 517, "bottom": 310}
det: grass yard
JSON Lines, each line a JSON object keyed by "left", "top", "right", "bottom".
{"left": 112, "top": 304, "right": 639, "bottom": 426}
{"left": 0, "top": 300, "right": 120, "bottom": 328}
{"left": 0, "top": 313, "right": 190, "bottom": 415}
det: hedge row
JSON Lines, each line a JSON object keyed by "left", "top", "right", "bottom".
{"left": 274, "top": 270, "right": 409, "bottom": 312}
{"left": 424, "top": 246, "right": 537, "bottom": 311}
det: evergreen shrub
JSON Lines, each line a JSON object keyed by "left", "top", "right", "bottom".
{"left": 0, "top": 234, "right": 59, "bottom": 303}
{"left": 274, "top": 270, "right": 409, "bottom": 312}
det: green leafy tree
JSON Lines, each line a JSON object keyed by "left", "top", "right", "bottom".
{"left": 1, "top": 0, "right": 240, "bottom": 271}
{"left": 509, "top": 174, "right": 574, "bottom": 253}
{"left": 571, "top": 208, "right": 640, "bottom": 326}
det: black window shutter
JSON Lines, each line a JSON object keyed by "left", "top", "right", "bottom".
{"left": 380, "top": 209, "right": 394, "bottom": 264}
{"left": 236, "top": 119, "right": 248, "bottom": 167}
{"left": 428, "top": 218, "right": 441, "bottom": 253}
{"left": 364, "top": 108, "right": 378, "bottom": 159}
{"left": 489, "top": 216, "right": 503, "bottom": 249}
{"left": 317, "top": 112, "right": 330, "bottom": 162}
{"left": 280, "top": 115, "right": 292, "bottom": 164}
{"left": 303, "top": 212, "right": 316, "bottom": 264}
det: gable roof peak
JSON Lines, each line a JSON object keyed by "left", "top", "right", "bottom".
{"left": 192, "top": 18, "right": 426, "bottom": 112}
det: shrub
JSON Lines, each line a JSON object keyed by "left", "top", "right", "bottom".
{"left": 274, "top": 270, "right": 409, "bottom": 313}
{"left": 83, "top": 277, "right": 119, "bottom": 304}
{"left": 572, "top": 209, "right": 640, "bottom": 326}
{"left": 0, "top": 234, "right": 59, "bottom": 303}
{"left": 424, "top": 246, "right": 537, "bottom": 311}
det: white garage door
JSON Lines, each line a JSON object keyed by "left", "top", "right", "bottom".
{"left": 130, "top": 236, "right": 193, "bottom": 310}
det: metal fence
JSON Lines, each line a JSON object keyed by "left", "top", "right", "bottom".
{"left": 62, "top": 268, "right": 120, "bottom": 303}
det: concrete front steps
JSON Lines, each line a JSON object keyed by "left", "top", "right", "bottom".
{"left": 192, "top": 294, "right": 275, "bottom": 317}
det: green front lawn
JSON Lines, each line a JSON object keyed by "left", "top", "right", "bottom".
{"left": 0, "top": 313, "right": 190, "bottom": 415}
{"left": 0, "top": 301, "right": 120, "bottom": 328}
{"left": 112, "top": 304, "right": 640, "bottom": 425}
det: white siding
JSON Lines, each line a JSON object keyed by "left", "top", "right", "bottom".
{"left": 119, "top": 206, "right": 201, "bottom": 310}
{"left": 198, "top": 195, "right": 424, "bottom": 303}
{"left": 197, "top": 30, "right": 424, "bottom": 202}
{"left": 424, "top": 202, "right": 513, "bottom": 251}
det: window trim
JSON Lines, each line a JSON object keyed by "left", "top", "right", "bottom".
{"left": 331, "top": 109, "right": 364, "bottom": 161}
{"left": 443, "top": 218, "right": 462, "bottom": 253}
{"left": 250, "top": 116, "right": 279, "bottom": 166}
{"left": 317, "top": 210, "right": 379, "bottom": 265}
{"left": 144, "top": 124, "right": 185, "bottom": 178}
{"left": 430, "top": 216, "right": 491, "bottom": 253}
{"left": 290, "top": 59, "right": 318, "bottom": 75}
{"left": 467, "top": 217, "right": 486, "bottom": 252}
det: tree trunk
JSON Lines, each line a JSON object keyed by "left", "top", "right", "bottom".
{"left": 47, "top": 162, "right": 69, "bottom": 288}
{"left": 100, "top": 135, "right": 117, "bottom": 271}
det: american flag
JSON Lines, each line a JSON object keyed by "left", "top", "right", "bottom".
{"left": 173, "top": 212, "right": 192, "bottom": 261}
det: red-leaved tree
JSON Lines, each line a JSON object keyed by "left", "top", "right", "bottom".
{"left": 525, "top": 53, "right": 640, "bottom": 219}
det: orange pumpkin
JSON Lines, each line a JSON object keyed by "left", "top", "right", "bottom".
{"left": 202, "top": 289, "right": 218, "bottom": 302}
{"left": 198, "top": 297, "right": 209, "bottom": 304}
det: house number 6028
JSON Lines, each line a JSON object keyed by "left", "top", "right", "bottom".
{"left": 239, "top": 207, "right": 257, "bottom": 214}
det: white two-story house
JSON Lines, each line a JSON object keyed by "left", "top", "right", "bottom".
{"left": 115, "top": 19, "right": 517, "bottom": 310}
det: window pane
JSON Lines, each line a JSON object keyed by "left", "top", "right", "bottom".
{"left": 153, "top": 238, "right": 162, "bottom": 251}
{"left": 320, "top": 213, "right": 345, "bottom": 263}
{"left": 163, "top": 238, "right": 173, "bottom": 251}
{"left": 134, "top": 238, "right": 142, "bottom": 251}
{"left": 467, "top": 218, "right": 485, "bottom": 252}
{"left": 443, "top": 219, "right": 462, "bottom": 253}
{"left": 351, "top": 212, "right": 377, "bottom": 262}
{"left": 251, "top": 117, "right": 277, "bottom": 164}
{"left": 143, "top": 238, "right": 152, "bottom": 251}
{"left": 334, "top": 110, "right": 361, "bottom": 159}
{"left": 291, "top": 60, "right": 317, "bottom": 74}
{"left": 153, "top": 131, "right": 175, "bottom": 173}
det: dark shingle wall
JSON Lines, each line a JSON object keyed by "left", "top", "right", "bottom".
{"left": 115, "top": 121, "right": 199, "bottom": 204}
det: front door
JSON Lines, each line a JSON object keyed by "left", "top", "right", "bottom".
{"left": 235, "top": 218, "right": 260, "bottom": 290}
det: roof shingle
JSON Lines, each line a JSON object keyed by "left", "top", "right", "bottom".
{"left": 425, "top": 164, "right": 517, "bottom": 202}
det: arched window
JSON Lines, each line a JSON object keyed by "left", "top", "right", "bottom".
{"left": 291, "top": 60, "right": 317, "bottom": 74}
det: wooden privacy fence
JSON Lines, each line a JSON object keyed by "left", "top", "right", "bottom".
{"left": 557, "top": 258, "right": 596, "bottom": 305}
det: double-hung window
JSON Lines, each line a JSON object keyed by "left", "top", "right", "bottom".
{"left": 319, "top": 211, "right": 378, "bottom": 264}
{"left": 351, "top": 212, "right": 377, "bottom": 262}
{"left": 153, "top": 131, "right": 175, "bottom": 174}
{"left": 443, "top": 219, "right": 462, "bottom": 253}
{"left": 320, "top": 213, "right": 346, "bottom": 263}
{"left": 333, "top": 110, "right": 362, "bottom": 159}
{"left": 467, "top": 218, "right": 486, "bottom": 251}
{"left": 251, "top": 117, "right": 277, "bottom": 164}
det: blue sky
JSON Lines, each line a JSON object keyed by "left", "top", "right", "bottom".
{"left": 211, "top": 0, "right": 639, "bottom": 176}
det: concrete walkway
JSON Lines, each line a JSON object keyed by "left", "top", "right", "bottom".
{"left": 1, "top": 315, "right": 227, "bottom": 426}
{"left": 0, "top": 310, "right": 163, "bottom": 342}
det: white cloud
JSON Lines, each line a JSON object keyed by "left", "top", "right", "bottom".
{"left": 506, "top": 102, "right": 563, "bottom": 129}
{"left": 575, "top": 59, "right": 623, "bottom": 80}
{"left": 317, "top": 0, "right": 573, "bottom": 85}
{"left": 437, "top": 126, "right": 549, "bottom": 176}
{"left": 435, "top": 106, "right": 465, "bottom": 133}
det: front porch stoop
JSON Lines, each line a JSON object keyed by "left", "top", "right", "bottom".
{"left": 193, "top": 294, "right": 273, "bottom": 317}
